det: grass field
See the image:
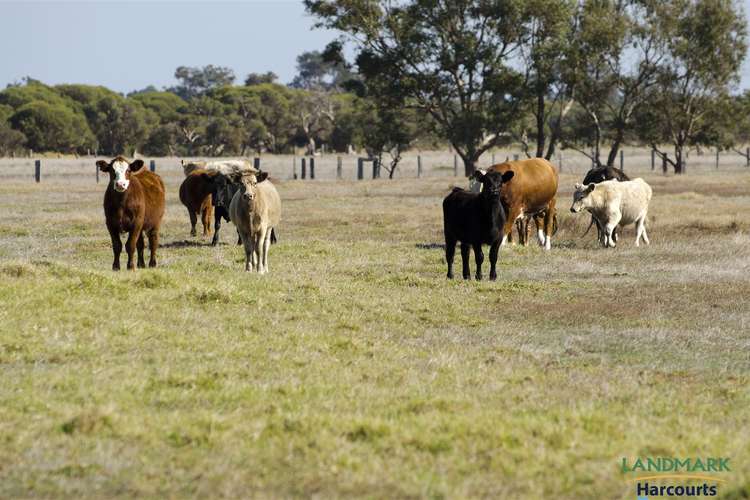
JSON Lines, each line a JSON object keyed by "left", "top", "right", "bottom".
{"left": 0, "top": 154, "right": 749, "bottom": 498}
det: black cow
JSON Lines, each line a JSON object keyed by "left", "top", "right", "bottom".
{"left": 581, "top": 166, "right": 630, "bottom": 244}
{"left": 204, "top": 173, "right": 241, "bottom": 246}
{"left": 443, "top": 170, "right": 514, "bottom": 280}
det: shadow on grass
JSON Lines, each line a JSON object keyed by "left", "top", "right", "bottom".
{"left": 161, "top": 239, "right": 216, "bottom": 249}
{"left": 416, "top": 242, "right": 445, "bottom": 250}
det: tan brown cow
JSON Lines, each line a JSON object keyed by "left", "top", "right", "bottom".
{"left": 98, "top": 156, "right": 165, "bottom": 270}
{"left": 179, "top": 169, "right": 214, "bottom": 238}
{"left": 487, "top": 158, "right": 559, "bottom": 250}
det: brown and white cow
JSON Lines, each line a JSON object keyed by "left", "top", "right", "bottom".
{"left": 179, "top": 169, "right": 214, "bottom": 238}
{"left": 97, "top": 156, "right": 165, "bottom": 270}
{"left": 486, "top": 158, "right": 559, "bottom": 250}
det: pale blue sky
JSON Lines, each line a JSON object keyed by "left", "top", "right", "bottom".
{"left": 1, "top": 0, "right": 749, "bottom": 94}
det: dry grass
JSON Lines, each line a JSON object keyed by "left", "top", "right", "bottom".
{"left": 0, "top": 153, "right": 749, "bottom": 498}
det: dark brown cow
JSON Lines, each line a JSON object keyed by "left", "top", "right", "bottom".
{"left": 98, "top": 156, "right": 165, "bottom": 270}
{"left": 179, "top": 169, "right": 214, "bottom": 238}
{"left": 487, "top": 158, "right": 559, "bottom": 250}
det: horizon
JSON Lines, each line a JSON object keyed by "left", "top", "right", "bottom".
{"left": 2, "top": 0, "right": 750, "bottom": 94}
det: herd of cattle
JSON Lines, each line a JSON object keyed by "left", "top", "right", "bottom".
{"left": 97, "top": 156, "right": 280, "bottom": 273}
{"left": 445, "top": 157, "right": 652, "bottom": 280}
{"left": 95, "top": 155, "right": 652, "bottom": 278}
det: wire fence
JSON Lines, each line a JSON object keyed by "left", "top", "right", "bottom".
{"left": 2, "top": 146, "right": 749, "bottom": 184}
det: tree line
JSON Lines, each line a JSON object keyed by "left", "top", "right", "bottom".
{"left": 0, "top": 0, "right": 748, "bottom": 176}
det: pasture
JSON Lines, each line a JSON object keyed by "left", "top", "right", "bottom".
{"left": 0, "top": 152, "right": 749, "bottom": 498}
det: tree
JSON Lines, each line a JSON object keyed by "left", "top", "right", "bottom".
{"left": 10, "top": 101, "right": 95, "bottom": 153}
{"left": 306, "top": 0, "right": 528, "bottom": 175}
{"left": 0, "top": 122, "right": 26, "bottom": 156}
{"left": 244, "top": 72, "right": 278, "bottom": 86}
{"left": 516, "top": 0, "right": 577, "bottom": 159}
{"left": 556, "top": 0, "right": 664, "bottom": 168}
{"left": 635, "top": 0, "right": 746, "bottom": 174}
{"left": 130, "top": 91, "right": 187, "bottom": 123}
{"left": 289, "top": 50, "right": 355, "bottom": 91}
{"left": 170, "top": 65, "right": 236, "bottom": 99}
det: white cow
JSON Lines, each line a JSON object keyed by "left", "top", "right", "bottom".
{"left": 229, "top": 171, "right": 281, "bottom": 273}
{"left": 570, "top": 178, "right": 652, "bottom": 248}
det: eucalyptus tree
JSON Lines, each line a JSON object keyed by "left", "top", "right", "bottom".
{"left": 305, "top": 0, "right": 529, "bottom": 175}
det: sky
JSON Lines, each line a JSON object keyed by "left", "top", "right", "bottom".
{"left": 0, "top": 1, "right": 338, "bottom": 93}
{"left": 1, "top": 0, "right": 750, "bottom": 94}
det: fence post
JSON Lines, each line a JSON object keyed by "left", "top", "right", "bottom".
{"left": 149, "top": 159, "right": 156, "bottom": 172}
{"left": 292, "top": 157, "right": 297, "bottom": 179}
{"left": 619, "top": 150, "right": 624, "bottom": 172}
{"left": 310, "top": 157, "right": 315, "bottom": 179}
{"left": 357, "top": 158, "right": 364, "bottom": 180}
{"left": 746, "top": 147, "right": 749, "bottom": 167}
{"left": 337, "top": 156, "right": 342, "bottom": 179}
{"left": 491, "top": 152, "right": 495, "bottom": 165}
{"left": 558, "top": 151, "right": 563, "bottom": 172}
{"left": 716, "top": 148, "right": 719, "bottom": 169}
{"left": 34, "top": 160, "right": 41, "bottom": 183}
{"left": 453, "top": 155, "right": 458, "bottom": 176}
{"left": 301, "top": 158, "right": 307, "bottom": 179}
{"left": 651, "top": 149, "right": 655, "bottom": 171}
{"left": 372, "top": 159, "right": 379, "bottom": 179}
{"left": 253, "top": 157, "right": 261, "bottom": 170}
{"left": 417, "top": 155, "right": 423, "bottom": 178}
{"left": 513, "top": 154, "right": 519, "bottom": 161}
{"left": 662, "top": 154, "right": 667, "bottom": 174}
{"left": 95, "top": 162, "right": 100, "bottom": 183}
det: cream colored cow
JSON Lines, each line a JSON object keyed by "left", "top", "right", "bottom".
{"left": 229, "top": 172, "right": 281, "bottom": 273}
{"left": 570, "top": 178, "right": 652, "bottom": 248}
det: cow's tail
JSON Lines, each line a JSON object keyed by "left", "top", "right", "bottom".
{"left": 271, "top": 228, "right": 277, "bottom": 244}
{"left": 581, "top": 218, "right": 595, "bottom": 238}
{"left": 552, "top": 214, "right": 559, "bottom": 236}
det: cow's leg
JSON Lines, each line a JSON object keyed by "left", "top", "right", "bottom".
{"left": 445, "top": 236, "right": 456, "bottom": 279}
{"left": 109, "top": 227, "right": 122, "bottom": 271}
{"left": 473, "top": 243, "right": 484, "bottom": 280}
{"left": 262, "top": 227, "right": 272, "bottom": 273}
{"left": 211, "top": 212, "right": 222, "bottom": 246}
{"left": 201, "top": 203, "right": 212, "bottom": 238}
{"left": 255, "top": 227, "right": 266, "bottom": 274}
{"left": 605, "top": 212, "right": 621, "bottom": 248}
{"left": 640, "top": 217, "right": 650, "bottom": 245}
{"left": 543, "top": 200, "right": 556, "bottom": 250}
{"left": 136, "top": 232, "right": 146, "bottom": 268}
{"left": 147, "top": 228, "right": 159, "bottom": 267}
{"left": 460, "top": 242, "right": 471, "bottom": 280}
{"left": 489, "top": 240, "right": 501, "bottom": 281}
{"left": 502, "top": 206, "right": 523, "bottom": 247}
{"left": 188, "top": 209, "right": 197, "bottom": 237}
{"left": 240, "top": 232, "right": 253, "bottom": 272}
{"left": 515, "top": 219, "right": 525, "bottom": 246}
{"left": 636, "top": 214, "right": 650, "bottom": 246}
{"left": 125, "top": 228, "right": 140, "bottom": 270}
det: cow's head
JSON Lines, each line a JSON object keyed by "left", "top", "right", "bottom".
{"left": 237, "top": 170, "right": 270, "bottom": 204}
{"left": 571, "top": 183, "right": 596, "bottom": 213}
{"left": 97, "top": 157, "right": 144, "bottom": 193}
{"left": 472, "top": 169, "right": 514, "bottom": 197}
{"left": 204, "top": 172, "right": 235, "bottom": 208}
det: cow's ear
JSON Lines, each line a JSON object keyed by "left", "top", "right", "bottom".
{"left": 501, "top": 170, "right": 514, "bottom": 183}
{"left": 257, "top": 171, "right": 269, "bottom": 182}
{"left": 96, "top": 160, "right": 109, "bottom": 172}
{"left": 471, "top": 170, "right": 485, "bottom": 181}
{"left": 575, "top": 182, "right": 583, "bottom": 190}
{"left": 129, "top": 159, "right": 145, "bottom": 172}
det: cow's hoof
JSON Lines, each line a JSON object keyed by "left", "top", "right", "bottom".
{"left": 489, "top": 274, "right": 497, "bottom": 281}
{"left": 446, "top": 272, "right": 454, "bottom": 279}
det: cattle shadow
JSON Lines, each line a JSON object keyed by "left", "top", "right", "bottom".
{"left": 161, "top": 239, "right": 222, "bottom": 249}
{"left": 416, "top": 242, "right": 445, "bottom": 251}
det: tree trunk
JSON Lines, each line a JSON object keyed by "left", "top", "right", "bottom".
{"left": 674, "top": 143, "right": 685, "bottom": 174}
{"left": 535, "top": 92, "right": 545, "bottom": 158}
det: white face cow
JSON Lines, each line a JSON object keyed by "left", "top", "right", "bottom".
{"left": 238, "top": 171, "right": 269, "bottom": 204}
{"left": 570, "top": 183, "right": 596, "bottom": 213}
{"left": 96, "top": 157, "right": 144, "bottom": 193}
